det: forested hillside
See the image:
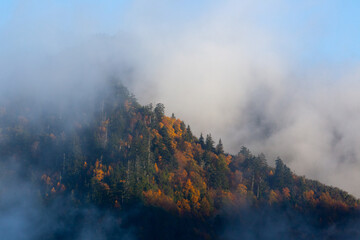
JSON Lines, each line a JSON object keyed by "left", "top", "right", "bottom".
{"left": 1, "top": 81, "right": 359, "bottom": 239}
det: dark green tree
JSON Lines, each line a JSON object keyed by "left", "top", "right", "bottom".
{"left": 205, "top": 134, "right": 215, "bottom": 152}
{"left": 272, "top": 157, "right": 293, "bottom": 189}
{"left": 199, "top": 133, "right": 205, "bottom": 148}
{"left": 154, "top": 103, "right": 165, "bottom": 122}
{"left": 216, "top": 139, "right": 224, "bottom": 155}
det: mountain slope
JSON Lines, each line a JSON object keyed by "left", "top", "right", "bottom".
{"left": 0, "top": 81, "right": 359, "bottom": 239}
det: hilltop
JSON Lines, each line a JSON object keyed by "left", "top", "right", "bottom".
{"left": 0, "top": 81, "right": 359, "bottom": 239}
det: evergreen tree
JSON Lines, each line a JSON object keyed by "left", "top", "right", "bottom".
{"left": 216, "top": 139, "right": 224, "bottom": 155}
{"left": 273, "top": 157, "right": 293, "bottom": 189}
{"left": 184, "top": 125, "right": 193, "bottom": 142}
{"left": 199, "top": 133, "right": 205, "bottom": 148}
{"left": 239, "top": 146, "right": 252, "bottom": 158}
{"left": 154, "top": 103, "right": 165, "bottom": 122}
{"left": 205, "top": 134, "right": 215, "bottom": 152}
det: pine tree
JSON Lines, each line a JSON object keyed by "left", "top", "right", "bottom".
{"left": 199, "top": 133, "right": 205, "bottom": 148}
{"left": 216, "top": 139, "right": 224, "bottom": 155}
{"left": 154, "top": 103, "right": 165, "bottom": 122}
{"left": 273, "top": 157, "right": 293, "bottom": 189}
{"left": 184, "top": 125, "right": 193, "bottom": 142}
{"left": 205, "top": 134, "right": 215, "bottom": 152}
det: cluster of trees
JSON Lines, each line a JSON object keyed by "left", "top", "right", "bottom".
{"left": 0, "top": 81, "right": 359, "bottom": 239}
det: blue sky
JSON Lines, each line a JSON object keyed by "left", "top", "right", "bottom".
{"left": 1, "top": 1, "right": 360, "bottom": 65}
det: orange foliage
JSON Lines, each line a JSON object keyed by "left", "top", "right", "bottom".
{"left": 282, "top": 187, "right": 291, "bottom": 199}
{"left": 221, "top": 190, "right": 234, "bottom": 202}
{"left": 225, "top": 155, "right": 232, "bottom": 165}
{"left": 154, "top": 163, "right": 159, "bottom": 173}
{"left": 184, "top": 179, "right": 201, "bottom": 210}
{"left": 303, "top": 190, "right": 317, "bottom": 205}
{"left": 176, "top": 169, "right": 188, "bottom": 184}
{"left": 151, "top": 129, "right": 161, "bottom": 140}
{"left": 168, "top": 172, "right": 175, "bottom": 182}
{"left": 106, "top": 166, "right": 112, "bottom": 176}
{"left": 175, "top": 150, "right": 190, "bottom": 169}
{"left": 93, "top": 160, "right": 105, "bottom": 181}
{"left": 94, "top": 168, "right": 105, "bottom": 181}
{"left": 236, "top": 184, "right": 247, "bottom": 196}
{"left": 319, "top": 192, "right": 349, "bottom": 210}
{"left": 143, "top": 189, "right": 177, "bottom": 212}
{"left": 177, "top": 199, "right": 191, "bottom": 214}
{"left": 183, "top": 141, "right": 194, "bottom": 158}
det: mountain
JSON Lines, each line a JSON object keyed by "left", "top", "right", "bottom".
{"left": 0, "top": 81, "right": 359, "bottom": 240}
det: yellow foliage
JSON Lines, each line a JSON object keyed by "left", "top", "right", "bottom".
{"left": 184, "top": 179, "right": 201, "bottom": 210}
{"left": 269, "top": 190, "right": 280, "bottom": 205}
{"left": 143, "top": 189, "right": 177, "bottom": 212}
{"left": 93, "top": 161, "right": 105, "bottom": 181}
{"left": 161, "top": 116, "right": 183, "bottom": 140}
{"left": 94, "top": 168, "right": 105, "bottom": 181}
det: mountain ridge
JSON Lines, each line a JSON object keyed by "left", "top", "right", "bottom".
{"left": 0, "top": 81, "right": 359, "bottom": 239}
